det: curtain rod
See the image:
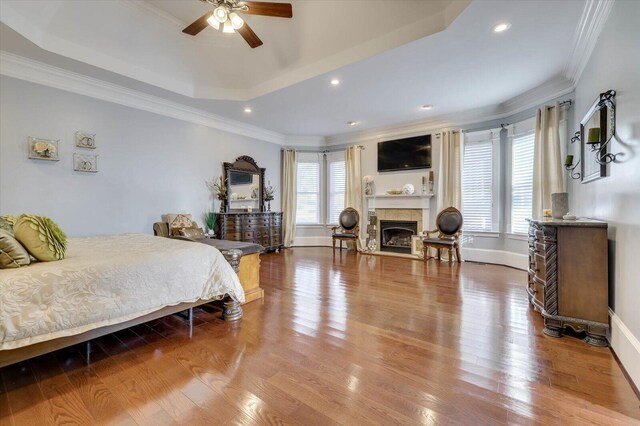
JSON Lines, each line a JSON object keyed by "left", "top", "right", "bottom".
{"left": 282, "top": 145, "right": 364, "bottom": 153}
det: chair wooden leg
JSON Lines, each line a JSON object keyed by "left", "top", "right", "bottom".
{"left": 437, "top": 249, "right": 441, "bottom": 260}
{"left": 423, "top": 244, "right": 428, "bottom": 262}
{"left": 448, "top": 248, "right": 453, "bottom": 263}
{"left": 455, "top": 246, "right": 462, "bottom": 262}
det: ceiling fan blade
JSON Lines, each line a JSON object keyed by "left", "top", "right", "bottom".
{"left": 242, "top": 2, "right": 292, "bottom": 18}
{"left": 182, "top": 11, "right": 213, "bottom": 35}
{"left": 238, "top": 22, "right": 263, "bottom": 48}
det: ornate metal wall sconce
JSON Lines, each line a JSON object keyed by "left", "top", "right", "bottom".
{"left": 565, "top": 131, "right": 581, "bottom": 180}
{"left": 579, "top": 89, "right": 621, "bottom": 182}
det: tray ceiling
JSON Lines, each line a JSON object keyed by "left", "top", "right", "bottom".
{"left": 0, "top": 0, "right": 469, "bottom": 100}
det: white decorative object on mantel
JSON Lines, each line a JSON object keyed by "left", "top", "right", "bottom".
{"left": 402, "top": 184, "right": 415, "bottom": 195}
{"left": 75, "top": 131, "right": 96, "bottom": 149}
{"left": 28, "top": 137, "right": 59, "bottom": 161}
{"left": 363, "top": 175, "right": 374, "bottom": 195}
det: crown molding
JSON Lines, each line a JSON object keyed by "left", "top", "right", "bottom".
{"left": 564, "top": 0, "right": 615, "bottom": 85}
{"left": 0, "top": 51, "right": 286, "bottom": 145}
{"left": 325, "top": 76, "right": 574, "bottom": 146}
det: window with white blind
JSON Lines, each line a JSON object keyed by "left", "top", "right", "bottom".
{"left": 327, "top": 152, "right": 346, "bottom": 224}
{"left": 296, "top": 153, "right": 321, "bottom": 224}
{"left": 511, "top": 131, "right": 535, "bottom": 234}
{"left": 462, "top": 136, "right": 494, "bottom": 232}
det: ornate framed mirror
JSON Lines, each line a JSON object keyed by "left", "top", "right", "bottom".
{"left": 223, "top": 156, "right": 265, "bottom": 212}
{"left": 580, "top": 90, "right": 616, "bottom": 183}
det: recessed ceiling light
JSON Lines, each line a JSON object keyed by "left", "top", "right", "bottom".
{"left": 330, "top": 79, "right": 340, "bottom": 86}
{"left": 493, "top": 22, "right": 511, "bottom": 33}
{"left": 244, "top": 107, "right": 252, "bottom": 113}
{"left": 420, "top": 105, "right": 434, "bottom": 110}
{"left": 348, "top": 121, "right": 359, "bottom": 126}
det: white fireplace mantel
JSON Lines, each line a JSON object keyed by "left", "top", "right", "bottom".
{"left": 365, "top": 194, "right": 433, "bottom": 210}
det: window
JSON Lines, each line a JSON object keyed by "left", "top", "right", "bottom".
{"left": 462, "top": 132, "right": 494, "bottom": 232}
{"left": 511, "top": 131, "right": 535, "bottom": 234}
{"left": 327, "top": 152, "right": 345, "bottom": 224}
{"left": 296, "top": 153, "right": 321, "bottom": 224}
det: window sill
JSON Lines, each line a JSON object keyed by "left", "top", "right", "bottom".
{"left": 506, "top": 233, "right": 529, "bottom": 241}
{"left": 463, "top": 231, "right": 500, "bottom": 238}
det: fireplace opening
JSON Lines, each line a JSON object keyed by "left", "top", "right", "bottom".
{"left": 380, "top": 220, "right": 418, "bottom": 254}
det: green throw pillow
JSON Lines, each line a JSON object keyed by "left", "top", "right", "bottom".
{"left": 14, "top": 215, "right": 67, "bottom": 262}
{"left": 0, "top": 229, "right": 31, "bottom": 268}
{"left": 0, "top": 215, "right": 17, "bottom": 235}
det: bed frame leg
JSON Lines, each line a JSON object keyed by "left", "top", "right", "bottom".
{"left": 223, "top": 297, "right": 243, "bottom": 321}
{"left": 188, "top": 307, "right": 193, "bottom": 338}
{"left": 86, "top": 341, "right": 91, "bottom": 365}
{"left": 221, "top": 249, "right": 244, "bottom": 322}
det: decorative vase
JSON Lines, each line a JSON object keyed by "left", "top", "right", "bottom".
{"left": 551, "top": 192, "right": 569, "bottom": 219}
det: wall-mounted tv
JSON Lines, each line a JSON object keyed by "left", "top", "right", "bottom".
{"left": 377, "top": 135, "right": 431, "bottom": 172}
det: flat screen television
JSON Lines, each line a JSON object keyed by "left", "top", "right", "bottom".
{"left": 377, "top": 135, "right": 431, "bottom": 172}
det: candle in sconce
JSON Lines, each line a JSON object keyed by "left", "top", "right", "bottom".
{"left": 565, "top": 155, "right": 574, "bottom": 167}
{"left": 428, "top": 171, "right": 434, "bottom": 183}
{"left": 587, "top": 127, "right": 601, "bottom": 145}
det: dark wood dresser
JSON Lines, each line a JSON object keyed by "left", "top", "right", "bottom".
{"left": 218, "top": 212, "right": 283, "bottom": 252}
{"left": 527, "top": 218, "right": 609, "bottom": 346}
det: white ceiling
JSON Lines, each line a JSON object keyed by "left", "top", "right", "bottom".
{"left": 0, "top": 0, "right": 585, "bottom": 138}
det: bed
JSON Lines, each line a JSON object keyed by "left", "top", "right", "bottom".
{"left": 0, "top": 234, "right": 245, "bottom": 367}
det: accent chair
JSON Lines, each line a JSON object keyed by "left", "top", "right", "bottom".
{"left": 422, "top": 206, "right": 463, "bottom": 263}
{"left": 331, "top": 207, "right": 360, "bottom": 255}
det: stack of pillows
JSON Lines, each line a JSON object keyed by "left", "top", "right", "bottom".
{"left": 166, "top": 213, "right": 206, "bottom": 239}
{"left": 0, "top": 214, "right": 68, "bottom": 269}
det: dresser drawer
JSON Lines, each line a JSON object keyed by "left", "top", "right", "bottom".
{"left": 535, "top": 254, "right": 546, "bottom": 281}
{"left": 225, "top": 232, "right": 242, "bottom": 241}
{"left": 533, "top": 280, "right": 545, "bottom": 307}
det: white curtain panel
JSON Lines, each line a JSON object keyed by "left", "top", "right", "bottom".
{"left": 533, "top": 103, "right": 564, "bottom": 216}
{"left": 281, "top": 149, "right": 298, "bottom": 247}
{"left": 345, "top": 145, "right": 364, "bottom": 250}
{"left": 436, "top": 130, "right": 463, "bottom": 212}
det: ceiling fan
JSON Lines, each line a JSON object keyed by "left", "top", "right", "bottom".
{"left": 182, "top": 0, "right": 293, "bottom": 48}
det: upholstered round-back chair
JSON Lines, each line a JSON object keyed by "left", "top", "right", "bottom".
{"left": 331, "top": 207, "right": 360, "bottom": 255}
{"left": 422, "top": 207, "right": 463, "bottom": 263}
{"left": 436, "top": 207, "right": 464, "bottom": 237}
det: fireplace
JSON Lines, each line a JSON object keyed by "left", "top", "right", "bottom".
{"left": 380, "top": 220, "right": 418, "bottom": 254}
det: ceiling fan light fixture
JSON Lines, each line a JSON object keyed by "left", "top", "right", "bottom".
{"left": 213, "top": 6, "right": 228, "bottom": 23}
{"left": 230, "top": 12, "right": 244, "bottom": 30}
{"left": 223, "top": 20, "right": 235, "bottom": 33}
{"left": 206, "top": 14, "right": 220, "bottom": 30}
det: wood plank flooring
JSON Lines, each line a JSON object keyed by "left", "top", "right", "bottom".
{"left": 1, "top": 247, "right": 639, "bottom": 425}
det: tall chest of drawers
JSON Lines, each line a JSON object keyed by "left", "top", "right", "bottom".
{"left": 527, "top": 218, "right": 609, "bottom": 346}
{"left": 218, "top": 212, "right": 283, "bottom": 252}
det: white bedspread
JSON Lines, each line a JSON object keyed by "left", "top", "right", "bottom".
{"left": 0, "top": 234, "right": 244, "bottom": 350}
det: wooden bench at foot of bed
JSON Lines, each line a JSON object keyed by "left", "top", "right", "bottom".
{"left": 237, "top": 252, "right": 264, "bottom": 304}
{"left": 153, "top": 222, "right": 265, "bottom": 305}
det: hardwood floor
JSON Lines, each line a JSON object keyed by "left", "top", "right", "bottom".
{"left": 1, "top": 247, "right": 639, "bottom": 425}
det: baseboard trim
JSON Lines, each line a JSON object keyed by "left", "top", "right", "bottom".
{"left": 461, "top": 247, "right": 528, "bottom": 270}
{"left": 609, "top": 308, "right": 640, "bottom": 392}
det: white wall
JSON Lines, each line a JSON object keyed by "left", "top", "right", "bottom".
{"left": 567, "top": 0, "right": 640, "bottom": 387}
{"left": 0, "top": 76, "right": 281, "bottom": 236}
